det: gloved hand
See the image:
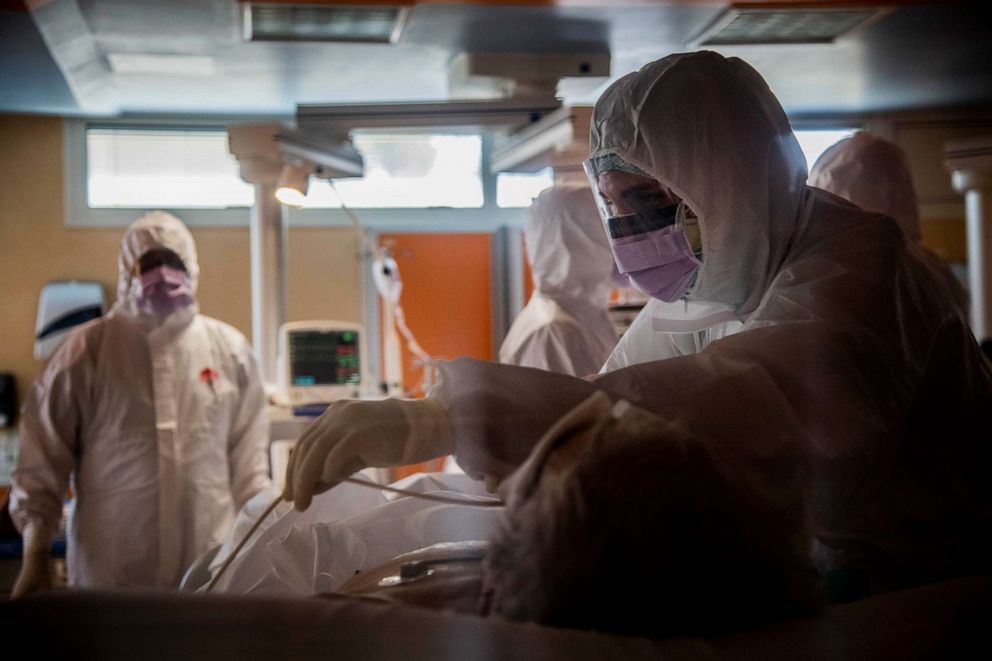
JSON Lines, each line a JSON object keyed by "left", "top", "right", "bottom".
{"left": 434, "top": 358, "right": 601, "bottom": 481}
{"left": 11, "top": 522, "right": 54, "bottom": 599}
{"left": 285, "top": 397, "right": 454, "bottom": 511}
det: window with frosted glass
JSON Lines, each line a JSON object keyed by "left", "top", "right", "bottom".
{"left": 303, "top": 132, "right": 483, "bottom": 209}
{"left": 496, "top": 168, "right": 554, "bottom": 208}
{"left": 793, "top": 128, "right": 858, "bottom": 171}
{"left": 86, "top": 128, "right": 254, "bottom": 208}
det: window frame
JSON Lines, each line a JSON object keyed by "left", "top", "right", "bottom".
{"left": 65, "top": 118, "right": 252, "bottom": 227}
{"left": 495, "top": 166, "right": 556, "bottom": 209}
{"left": 789, "top": 121, "right": 864, "bottom": 172}
{"left": 64, "top": 119, "right": 526, "bottom": 231}
{"left": 66, "top": 117, "right": 869, "bottom": 229}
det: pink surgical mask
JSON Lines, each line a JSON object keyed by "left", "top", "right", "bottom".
{"left": 137, "top": 265, "right": 194, "bottom": 318}
{"left": 583, "top": 158, "right": 701, "bottom": 303}
{"left": 607, "top": 202, "right": 700, "bottom": 303}
{"left": 609, "top": 262, "right": 632, "bottom": 289}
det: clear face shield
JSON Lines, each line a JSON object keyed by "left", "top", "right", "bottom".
{"left": 583, "top": 154, "right": 702, "bottom": 303}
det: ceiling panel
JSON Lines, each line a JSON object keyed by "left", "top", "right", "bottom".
{"left": 0, "top": 10, "right": 77, "bottom": 114}
{"left": 0, "top": 1, "right": 989, "bottom": 118}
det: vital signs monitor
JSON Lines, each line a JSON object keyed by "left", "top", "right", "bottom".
{"left": 278, "top": 320, "right": 364, "bottom": 408}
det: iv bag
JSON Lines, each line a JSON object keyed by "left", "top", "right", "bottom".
{"left": 372, "top": 253, "right": 402, "bottom": 304}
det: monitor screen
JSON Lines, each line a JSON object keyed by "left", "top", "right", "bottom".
{"left": 288, "top": 329, "right": 361, "bottom": 386}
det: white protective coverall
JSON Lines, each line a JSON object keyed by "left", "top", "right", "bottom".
{"left": 498, "top": 183, "right": 618, "bottom": 376}
{"left": 10, "top": 212, "right": 271, "bottom": 589}
{"left": 600, "top": 297, "right": 744, "bottom": 370}
{"left": 808, "top": 130, "right": 970, "bottom": 313}
{"left": 224, "top": 51, "right": 991, "bottom": 600}
{"left": 432, "top": 51, "right": 992, "bottom": 591}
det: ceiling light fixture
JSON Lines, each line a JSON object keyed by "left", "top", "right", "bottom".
{"left": 275, "top": 162, "right": 312, "bottom": 207}
{"left": 690, "top": 5, "right": 888, "bottom": 47}
{"left": 242, "top": 2, "right": 409, "bottom": 44}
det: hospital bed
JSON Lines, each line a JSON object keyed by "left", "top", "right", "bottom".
{"left": 2, "top": 574, "right": 988, "bottom": 660}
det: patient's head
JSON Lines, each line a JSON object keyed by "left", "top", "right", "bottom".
{"left": 482, "top": 392, "right": 819, "bottom": 637}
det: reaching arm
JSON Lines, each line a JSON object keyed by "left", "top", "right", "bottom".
{"left": 9, "top": 338, "right": 88, "bottom": 597}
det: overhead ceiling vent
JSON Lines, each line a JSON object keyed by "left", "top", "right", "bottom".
{"left": 691, "top": 5, "right": 888, "bottom": 46}
{"left": 242, "top": 3, "right": 410, "bottom": 44}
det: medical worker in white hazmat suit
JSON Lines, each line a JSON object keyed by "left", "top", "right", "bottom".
{"left": 286, "top": 51, "right": 992, "bottom": 596}
{"left": 10, "top": 211, "right": 271, "bottom": 596}
{"left": 808, "top": 130, "right": 969, "bottom": 314}
{"left": 498, "top": 183, "right": 618, "bottom": 376}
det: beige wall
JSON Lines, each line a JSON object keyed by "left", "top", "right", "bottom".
{"left": 879, "top": 114, "right": 992, "bottom": 262}
{"left": 920, "top": 218, "right": 968, "bottom": 262}
{"left": 0, "top": 114, "right": 361, "bottom": 405}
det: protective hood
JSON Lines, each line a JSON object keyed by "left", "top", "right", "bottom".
{"left": 114, "top": 211, "right": 199, "bottom": 314}
{"left": 525, "top": 183, "right": 614, "bottom": 307}
{"left": 808, "top": 131, "right": 922, "bottom": 242}
{"left": 589, "top": 51, "right": 808, "bottom": 314}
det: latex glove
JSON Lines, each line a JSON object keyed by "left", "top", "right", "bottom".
{"left": 286, "top": 398, "right": 453, "bottom": 511}
{"left": 11, "top": 522, "right": 54, "bottom": 599}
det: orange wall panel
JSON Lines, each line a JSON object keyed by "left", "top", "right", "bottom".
{"left": 379, "top": 232, "right": 493, "bottom": 479}
{"left": 522, "top": 234, "right": 535, "bottom": 304}
{"left": 379, "top": 232, "right": 493, "bottom": 393}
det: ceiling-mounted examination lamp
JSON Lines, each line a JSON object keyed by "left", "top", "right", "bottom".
{"left": 490, "top": 105, "right": 594, "bottom": 173}
{"left": 274, "top": 162, "right": 312, "bottom": 207}
{"left": 275, "top": 129, "right": 364, "bottom": 179}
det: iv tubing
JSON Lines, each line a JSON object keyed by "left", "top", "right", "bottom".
{"left": 327, "top": 180, "right": 431, "bottom": 362}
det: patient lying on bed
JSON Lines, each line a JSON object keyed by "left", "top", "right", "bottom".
{"left": 201, "top": 471, "right": 501, "bottom": 595}
{"left": 208, "top": 392, "right": 819, "bottom": 637}
{"left": 479, "top": 392, "right": 821, "bottom": 636}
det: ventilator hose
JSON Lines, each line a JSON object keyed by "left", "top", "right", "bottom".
{"left": 204, "top": 476, "right": 503, "bottom": 592}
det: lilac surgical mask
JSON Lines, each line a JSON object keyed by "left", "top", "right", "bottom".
{"left": 607, "top": 202, "right": 700, "bottom": 302}
{"left": 584, "top": 156, "right": 702, "bottom": 303}
{"left": 137, "top": 265, "right": 194, "bottom": 318}
{"left": 609, "top": 262, "right": 631, "bottom": 289}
